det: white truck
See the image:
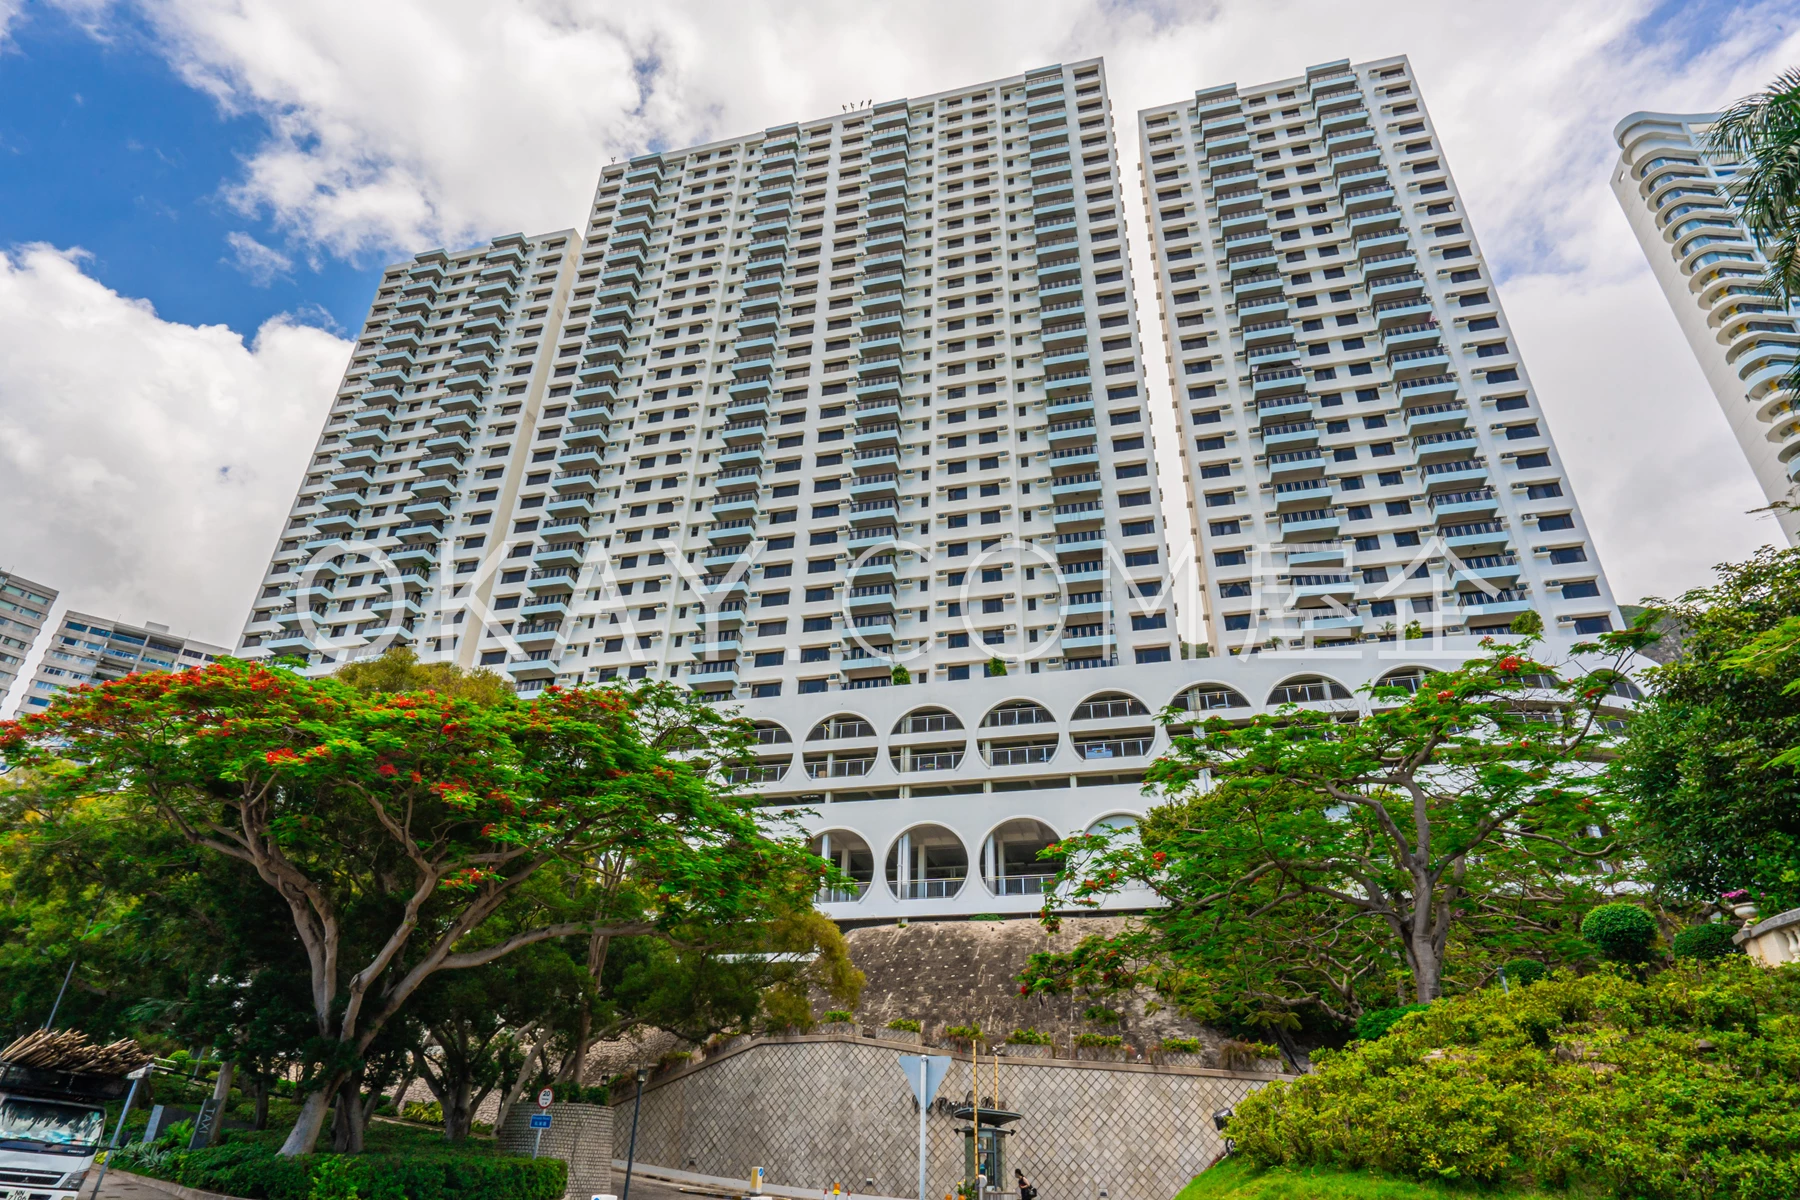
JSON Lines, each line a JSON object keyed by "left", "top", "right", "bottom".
{"left": 0, "top": 1050, "right": 137, "bottom": 1200}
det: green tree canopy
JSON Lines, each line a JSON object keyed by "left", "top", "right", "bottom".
{"left": 1023, "top": 628, "right": 1650, "bottom": 1032}
{"left": 1616, "top": 546, "right": 1800, "bottom": 909}
{"left": 0, "top": 659, "right": 830, "bottom": 1155}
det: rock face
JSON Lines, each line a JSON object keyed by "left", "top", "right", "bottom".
{"left": 841, "top": 916, "right": 1218, "bottom": 1053}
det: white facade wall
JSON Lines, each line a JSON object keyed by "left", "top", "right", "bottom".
{"left": 1137, "top": 55, "right": 1622, "bottom": 654}
{"left": 237, "top": 231, "right": 586, "bottom": 667}
{"left": 1612, "top": 111, "right": 1800, "bottom": 546}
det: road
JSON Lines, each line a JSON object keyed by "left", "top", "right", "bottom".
{"left": 97, "top": 1166, "right": 725, "bottom": 1200}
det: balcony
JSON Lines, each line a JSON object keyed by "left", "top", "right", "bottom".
{"left": 1422, "top": 458, "right": 1489, "bottom": 490}
{"left": 1280, "top": 509, "right": 1340, "bottom": 540}
{"left": 1431, "top": 486, "right": 1499, "bottom": 517}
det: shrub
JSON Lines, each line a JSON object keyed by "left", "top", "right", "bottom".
{"left": 1581, "top": 902, "right": 1659, "bottom": 963}
{"left": 1500, "top": 959, "right": 1548, "bottom": 986}
{"left": 1073, "top": 1033, "right": 1123, "bottom": 1048}
{"left": 1160, "top": 1036, "right": 1202, "bottom": 1053}
{"left": 120, "top": 1139, "right": 566, "bottom": 1200}
{"left": 400, "top": 1100, "right": 443, "bottom": 1124}
{"left": 885, "top": 1018, "right": 921, "bottom": 1033}
{"left": 1354, "top": 1004, "right": 1430, "bottom": 1041}
{"left": 1672, "top": 921, "right": 1740, "bottom": 961}
{"left": 943, "top": 1023, "right": 982, "bottom": 1041}
{"left": 1082, "top": 1004, "right": 1121, "bottom": 1024}
{"left": 1228, "top": 956, "right": 1800, "bottom": 1196}
{"left": 1006, "top": 1028, "right": 1051, "bottom": 1045}
{"left": 821, "top": 1009, "right": 855, "bottom": 1024}
{"left": 1218, "top": 1039, "right": 1282, "bottom": 1070}
{"left": 547, "top": 1082, "right": 608, "bottom": 1105}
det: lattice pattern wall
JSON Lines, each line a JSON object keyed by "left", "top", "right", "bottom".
{"left": 611, "top": 1035, "right": 1284, "bottom": 1200}
{"left": 499, "top": 1102, "right": 614, "bottom": 1200}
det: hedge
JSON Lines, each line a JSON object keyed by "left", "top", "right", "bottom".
{"left": 115, "top": 1139, "right": 566, "bottom": 1200}
{"left": 1228, "top": 957, "right": 1800, "bottom": 1198}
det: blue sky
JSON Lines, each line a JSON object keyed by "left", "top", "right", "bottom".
{"left": 0, "top": 0, "right": 1796, "bottom": 709}
{"left": 0, "top": 5, "right": 374, "bottom": 336}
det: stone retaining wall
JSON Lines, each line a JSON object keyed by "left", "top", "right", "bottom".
{"left": 610, "top": 1033, "right": 1290, "bottom": 1200}
{"left": 498, "top": 1102, "right": 613, "bottom": 1200}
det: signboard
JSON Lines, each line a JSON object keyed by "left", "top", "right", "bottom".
{"left": 530, "top": 1113, "right": 553, "bottom": 1130}
{"left": 537, "top": 1087, "right": 555, "bottom": 1109}
{"left": 187, "top": 1099, "right": 220, "bottom": 1151}
{"left": 897, "top": 1054, "right": 952, "bottom": 1105}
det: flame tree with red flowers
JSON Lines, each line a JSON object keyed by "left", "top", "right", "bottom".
{"left": 0, "top": 661, "right": 833, "bottom": 1156}
{"left": 1021, "top": 619, "right": 1657, "bottom": 1039}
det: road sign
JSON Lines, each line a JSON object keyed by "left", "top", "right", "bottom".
{"left": 898, "top": 1055, "right": 952, "bottom": 1200}
{"left": 538, "top": 1087, "right": 555, "bottom": 1109}
{"left": 897, "top": 1054, "right": 952, "bottom": 1105}
{"left": 530, "top": 1112, "right": 553, "bottom": 1129}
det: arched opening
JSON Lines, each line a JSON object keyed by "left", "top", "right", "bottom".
{"left": 811, "top": 830, "right": 874, "bottom": 904}
{"left": 885, "top": 825, "right": 968, "bottom": 900}
{"left": 809, "top": 713, "right": 877, "bottom": 741}
{"left": 1086, "top": 813, "right": 1140, "bottom": 841}
{"left": 1376, "top": 668, "right": 1429, "bottom": 695}
{"left": 1071, "top": 691, "right": 1150, "bottom": 722}
{"left": 981, "top": 819, "right": 1065, "bottom": 897}
{"left": 892, "top": 706, "right": 965, "bottom": 736}
{"left": 1267, "top": 674, "right": 1352, "bottom": 706}
{"left": 980, "top": 699, "right": 1054, "bottom": 728}
{"left": 1170, "top": 683, "right": 1251, "bottom": 713}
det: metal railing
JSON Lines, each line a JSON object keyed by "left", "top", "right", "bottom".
{"left": 1077, "top": 738, "right": 1153, "bottom": 760}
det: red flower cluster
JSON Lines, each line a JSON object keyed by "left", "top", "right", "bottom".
{"left": 1498, "top": 656, "right": 1521, "bottom": 672}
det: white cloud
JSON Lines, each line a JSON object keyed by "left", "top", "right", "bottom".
{"left": 0, "top": 244, "right": 349, "bottom": 663}
{"left": 19, "top": 0, "right": 1800, "bottom": 639}
{"left": 223, "top": 229, "right": 292, "bottom": 285}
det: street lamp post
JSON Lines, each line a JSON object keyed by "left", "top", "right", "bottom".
{"left": 621, "top": 1066, "right": 649, "bottom": 1200}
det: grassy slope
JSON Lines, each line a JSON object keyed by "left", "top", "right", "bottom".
{"left": 1177, "top": 1158, "right": 1572, "bottom": 1200}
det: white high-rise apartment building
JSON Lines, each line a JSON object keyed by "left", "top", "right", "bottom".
{"left": 0, "top": 569, "right": 57, "bottom": 710}
{"left": 236, "top": 56, "right": 1636, "bottom": 922}
{"left": 1137, "top": 55, "right": 1621, "bottom": 653}
{"left": 237, "top": 231, "right": 586, "bottom": 662}
{"left": 21, "top": 613, "right": 224, "bottom": 710}
{"left": 1612, "top": 111, "right": 1800, "bottom": 546}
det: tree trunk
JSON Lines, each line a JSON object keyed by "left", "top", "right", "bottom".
{"left": 252, "top": 1078, "right": 270, "bottom": 1132}
{"left": 574, "top": 931, "right": 612, "bottom": 1085}
{"left": 443, "top": 1077, "right": 475, "bottom": 1144}
{"left": 494, "top": 1029, "right": 545, "bottom": 1138}
{"left": 330, "top": 1071, "right": 366, "bottom": 1154}
{"left": 279, "top": 1085, "right": 337, "bottom": 1156}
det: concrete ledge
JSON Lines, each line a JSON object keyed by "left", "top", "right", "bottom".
{"left": 618, "top": 1031, "right": 1297, "bottom": 1101}
{"left": 110, "top": 1169, "right": 249, "bottom": 1200}
{"left": 611, "top": 1158, "right": 910, "bottom": 1200}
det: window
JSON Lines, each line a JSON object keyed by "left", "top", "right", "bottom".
{"left": 1134, "top": 646, "right": 1171, "bottom": 663}
{"left": 1130, "top": 613, "right": 1166, "bottom": 631}
{"left": 1562, "top": 580, "right": 1600, "bottom": 599}
{"left": 1516, "top": 452, "right": 1552, "bottom": 469}
{"left": 1549, "top": 546, "right": 1588, "bottom": 565}
{"left": 754, "top": 650, "right": 785, "bottom": 667}
{"left": 1573, "top": 616, "right": 1613, "bottom": 635}
{"left": 1538, "top": 513, "right": 1575, "bottom": 531}
{"left": 1215, "top": 549, "right": 1246, "bottom": 566}
{"left": 799, "top": 678, "right": 829, "bottom": 694}
{"left": 1223, "top": 613, "right": 1251, "bottom": 631}
{"left": 801, "top": 646, "right": 831, "bottom": 662}
{"left": 1526, "top": 483, "right": 1564, "bottom": 499}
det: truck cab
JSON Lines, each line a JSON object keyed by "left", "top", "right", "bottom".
{"left": 0, "top": 1090, "right": 106, "bottom": 1200}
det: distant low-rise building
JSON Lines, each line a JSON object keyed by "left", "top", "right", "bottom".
{"left": 20, "top": 613, "right": 225, "bottom": 709}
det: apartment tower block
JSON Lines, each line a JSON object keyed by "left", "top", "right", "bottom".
{"left": 1138, "top": 55, "right": 1621, "bottom": 651}
{"left": 1612, "top": 111, "right": 1800, "bottom": 546}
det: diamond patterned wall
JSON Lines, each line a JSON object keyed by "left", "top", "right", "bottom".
{"left": 611, "top": 1035, "right": 1286, "bottom": 1200}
